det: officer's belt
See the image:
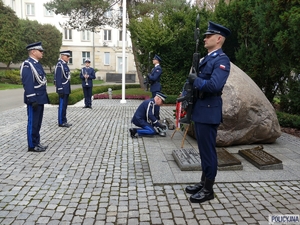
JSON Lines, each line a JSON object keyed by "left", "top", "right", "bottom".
{"left": 197, "top": 91, "right": 222, "bottom": 99}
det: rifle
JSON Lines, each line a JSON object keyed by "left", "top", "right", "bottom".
{"left": 143, "top": 51, "right": 152, "bottom": 91}
{"left": 176, "top": 14, "right": 201, "bottom": 124}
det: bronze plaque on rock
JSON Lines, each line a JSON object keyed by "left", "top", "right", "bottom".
{"left": 238, "top": 145, "right": 283, "bottom": 170}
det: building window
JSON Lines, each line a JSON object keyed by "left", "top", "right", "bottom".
{"left": 104, "top": 30, "right": 111, "bottom": 41}
{"left": 68, "top": 51, "right": 73, "bottom": 64}
{"left": 104, "top": 52, "right": 110, "bottom": 65}
{"left": 10, "top": 0, "right": 16, "bottom": 11}
{"left": 82, "top": 30, "right": 90, "bottom": 41}
{"left": 44, "top": 7, "right": 54, "bottom": 16}
{"left": 82, "top": 52, "right": 90, "bottom": 64}
{"left": 64, "top": 29, "right": 72, "bottom": 40}
{"left": 119, "top": 30, "right": 127, "bottom": 41}
{"left": 104, "top": 10, "right": 112, "bottom": 18}
{"left": 26, "top": 3, "right": 35, "bottom": 16}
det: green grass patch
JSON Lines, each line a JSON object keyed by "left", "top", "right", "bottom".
{"left": 0, "top": 83, "right": 22, "bottom": 90}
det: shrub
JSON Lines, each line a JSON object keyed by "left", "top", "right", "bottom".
{"left": 48, "top": 84, "right": 141, "bottom": 104}
{"left": 276, "top": 111, "right": 300, "bottom": 129}
{"left": 1, "top": 70, "right": 22, "bottom": 85}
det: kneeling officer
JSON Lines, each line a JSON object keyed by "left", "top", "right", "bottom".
{"left": 129, "top": 92, "right": 167, "bottom": 138}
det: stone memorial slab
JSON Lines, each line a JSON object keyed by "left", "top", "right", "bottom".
{"left": 172, "top": 148, "right": 201, "bottom": 171}
{"left": 238, "top": 145, "right": 283, "bottom": 170}
{"left": 172, "top": 148, "right": 242, "bottom": 171}
{"left": 217, "top": 148, "right": 243, "bottom": 171}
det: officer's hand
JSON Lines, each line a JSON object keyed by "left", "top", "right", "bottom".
{"left": 157, "top": 123, "right": 167, "bottom": 130}
{"left": 59, "top": 93, "right": 64, "bottom": 98}
{"left": 32, "top": 101, "right": 38, "bottom": 111}
{"left": 188, "top": 73, "right": 197, "bottom": 84}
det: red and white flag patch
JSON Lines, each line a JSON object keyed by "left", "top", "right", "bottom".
{"left": 220, "top": 64, "right": 226, "bottom": 70}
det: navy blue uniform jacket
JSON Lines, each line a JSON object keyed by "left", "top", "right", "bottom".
{"left": 131, "top": 99, "right": 159, "bottom": 127}
{"left": 192, "top": 49, "right": 230, "bottom": 124}
{"left": 55, "top": 59, "right": 71, "bottom": 95}
{"left": 80, "top": 67, "right": 96, "bottom": 87}
{"left": 149, "top": 65, "right": 162, "bottom": 93}
{"left": 20, "top": 57, "right": 49, "bottom": 104}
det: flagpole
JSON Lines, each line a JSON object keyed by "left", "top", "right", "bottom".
{"left": 120, "top": 0, "right": 127, "bottom": 104}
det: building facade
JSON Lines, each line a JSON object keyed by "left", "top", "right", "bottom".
{"left": 3, "top": 0, "right": 137, "bottom": 82}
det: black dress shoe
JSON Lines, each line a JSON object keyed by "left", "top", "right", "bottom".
{"left": 28, "top": 146, "right": 46, "bottom": 152}
{"left": 185, "top": 182, "right": 204, "bottom": 194}
{"left": 37, "top": 144, "right": 48, "bottom": 150}
{"left": 190, "top": 178, "right": 215, "bottom": 203}
{"left": 129, "top": 128, "right": 137, "bottom": 138}
{"left": 189, "top": 188, "right": 214, "bottom": 203}
{"left": 59, "top": 123, "right": 72, "bottom": 127}
{"left": 83, "top": 106, "right": 88, "bottom": 108}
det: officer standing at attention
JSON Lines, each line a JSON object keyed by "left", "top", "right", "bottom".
{"left": 185, "top": 21, "right": 231, "bottom": 203}
{"left": 20, "top": 41, "right": 49, "bottom": 152}
{"left": 148, "top": 54, "right": 162, "bottom": 119}
{"left": 55, "top": 50, "right": 72, "bottom": 128}
{"left": 129, "top": 92, "right": 167, "bottom": 138}
{"left": 80, "top": 59, "right": 96, "bottom": 109}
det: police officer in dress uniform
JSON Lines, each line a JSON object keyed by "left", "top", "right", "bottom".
{"left": 80, "top": 59, "right": 96, "bottom": 109}
{"left": 129, "top": 92, "right": 167, "bottom": 138}
{"left": 148, "top": 54, "right": 162, "bottom": 119}
{"left": 185, "top": 21, "right": 231, "bottom": 203}
{"left": 55, "top": 50, "right": 72, "bottom": 128}
{"left": 20, "top": 42, "right": 49, "bottom": 152}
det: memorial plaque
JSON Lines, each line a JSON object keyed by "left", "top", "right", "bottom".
{"left": 217, "top": 148, "right": 243, "bottom": 171}
{"left": 238, "top": 145, "right": 283, "bottom": 170}
{"left": 172, "top": 148, "right": 201, "bottom": 171}
{"left": 172, "top": 148, "right": 243, "bottom": 171}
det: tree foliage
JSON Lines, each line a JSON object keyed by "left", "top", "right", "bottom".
{"left": 214, "top": 0, "right": 300, "bottom": 104}
{"left": 12, "top": 19, "right": 62, "bottom": 72}
{"left": 0, "top": 1, "right": 21, "bottom": 67}
{"left": 129, "top": 4, "right": 211, "bottom": 94}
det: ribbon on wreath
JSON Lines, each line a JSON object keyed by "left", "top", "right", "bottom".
{"left": 175, "top": 101, "right": 187, "bottom": 129}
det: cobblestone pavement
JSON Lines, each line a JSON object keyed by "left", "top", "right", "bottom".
{"left": 0, "top": 99, "right": 299, "bottom": 225}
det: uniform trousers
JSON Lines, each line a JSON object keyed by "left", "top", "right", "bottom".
{"left": 58, "top": 94, "right": 69, "bottom": 125}
{"left": 132, "top": 119, "right": 157, "bottom": 136}
{"left": 151, "top": 91, "right": 160, "bottom": 120}
{"left": 27, "top": 104, "right": 44, "bottom": 148}
{"left": 83, "top": 86, "right": 93, "bottom": 107}
{"left": 194, "top": 122, "right": 219, "bottom": 180}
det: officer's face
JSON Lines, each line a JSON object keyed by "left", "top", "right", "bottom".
{"left": 62, "top": 54, "right": 70, "bottom": 62}
{"left": 204, "top": 34, "right": 222, "bottom": 52}
{"left": 154, "top": 96, "right": 164, "bottom": 106}
{"left": 32, "top": 49, "right": 44, "bottom": 60}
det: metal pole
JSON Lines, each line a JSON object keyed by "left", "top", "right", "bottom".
{"left": 120, "top": 0, "right": 127, "bottom": 104}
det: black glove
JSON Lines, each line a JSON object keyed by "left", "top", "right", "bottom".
{"left": 157, "top": 123, "right": 167, "bottom": 130}
{"left": 59, "top": 93, "right": 64, "bottom": 98}
{"left": 188, "top": 73, "right": 197, "bottom": 84}
{"left": 32, "top": 101, "right": 38, "bottom": 111}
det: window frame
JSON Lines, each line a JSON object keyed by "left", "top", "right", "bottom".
{"left": 81, "top": 30, "right": 90, "bottom": 41}
{"left": 104, "top": 30, "right": 112, "bottom": 41}
{"left": 64, "top": 29, "right": 72, "bottom": 40}
{"left": 82, "top": 52, "right": 91, "bottom": 64}
{"left": 25, "top": 3, "right": 35, "bottom": 16}
{"left": 104, "top": 52, "right": 110, "bottom": 65}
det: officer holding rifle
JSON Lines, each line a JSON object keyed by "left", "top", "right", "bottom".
{"left": 184, "top": 21, "right": 231, "bottom": 204}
